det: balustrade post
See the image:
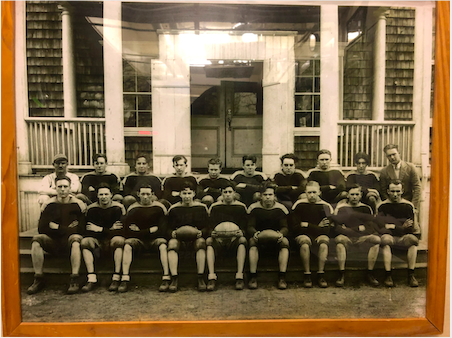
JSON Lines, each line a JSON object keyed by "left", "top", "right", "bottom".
{"left": 372, "top": 10, "right": 388, "bottom": 122}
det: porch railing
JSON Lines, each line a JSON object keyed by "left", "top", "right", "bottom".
{"left": 26, "top": 118, "right": 106, "bottom": 168}
{"left": 338, "top": 121, "right": 415, "bottom": 168}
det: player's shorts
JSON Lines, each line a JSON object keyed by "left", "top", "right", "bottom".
{"left": 295, "top": 234, "right": 330, "bottom": 247}
{"left": 335, "top": 234, "right": 381, "bottom": 248}
{"left": 80, "top": 236, "right": 125, "bottom": 252}
{"left": 167, "top": 238, "right": 206, "bottom": 252}
{"left": 380, "top": 234, "right": 419, "bottom": 248}
{"left": 206, "top": 236, "right": 247, "bottom": 254}
{"left": 124, "top": 237, "right": 167, "bottom": 253}
{"left": 32, "top": 233, "right": 82, "bottom": 255}
{"left": 249, "top": 236, "right": 290, "bottom": 250}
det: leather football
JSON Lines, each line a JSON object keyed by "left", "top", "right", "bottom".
{"left": 257, "top": 229, "right": 281, "bottom": 243}
{"left": 175, "top": 225, "right": 199, "bottom": 241}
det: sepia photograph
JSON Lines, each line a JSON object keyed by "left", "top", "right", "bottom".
{"left": 3, "top": 0, "right": 448, "bottom": 335}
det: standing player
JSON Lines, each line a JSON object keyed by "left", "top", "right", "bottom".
{"left": 206, "top": 183, "right": 248, "bottom": 291}
{"left": 121, "top": 154, "right": 163, "bottom": 210}
{"left": 272, "top": 153, "right": 307, "bottom": 210}
{"left": 331, "top": 185, "right": 381, "bottom": 287}
{"left": 77, "top": 154, "right": 122, "bottom": 205}
{"left": 38, "top": 154, "right": 80, "bottom": 209}
{"left": 307, "top": 149, "right": 347, "bottom": 205}
{"left": 80, "top": 183, "right": 126, "bottom": 292}
{"left": 376, "top": 180, "right": 420, "bottom": 287}
{"left": 118, "top": 184, "right": 170, "bottom": 292}
{"left": 345, "top": 152, "right": 380, "bottom": 211}
{"left": 197, "top": 158, "right": 232, "bottom": 206}
{"left": 247, "top": 182, "right": 290, "bottom": 290}
{"left": 290, "top": 181, "right": 334, "bottom": 288}
{"left": 167, "top": 181, "right": 209, "bottom": 292}
{"left": 231, "top": 155, "right": 268, "bottom": 207}
{"left": 27, "top": 176, "right": 85, "bottom": 295}
{"left": 162, "top": 155, "right": 198, "bottom": 205}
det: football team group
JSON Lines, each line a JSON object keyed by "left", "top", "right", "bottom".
{"left": 26, "top": 143, "right": 422, "bottom": 295}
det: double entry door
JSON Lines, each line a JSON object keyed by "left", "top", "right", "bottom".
{"left": 191, "top": 81, "right": 263, "bottom": 171}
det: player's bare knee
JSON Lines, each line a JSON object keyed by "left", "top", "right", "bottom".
{"left": 405, "top": 235, "right": 419, "bottom": 246}
{"left": 206, "top": 237, "right": 214, "bottom": 246}
{"left": 80, "top": 238, "right": 94, "bottom": 250}
{"left": 238, "top": 236, "right": 247, "bottom": 246}
{"left": 279, "top": 237, "right": 290, "bottom": 249}
{"left": 380, "top": 234, "right": 394, "bottom": 246}
{"left": 195, "top": 238, "right": 207, "bottom": 251}
{"left": 369, "top": 235, "right": 381, "bottom": 245}
{"left": 316, "top": 235, "right": 330, "bottom": 246}
{"left": 110, "top": 236, "right": 125, "bottom": 249}
{"left": 167, "top": 239, "right": 180, "bottom": 252}
{"left": 335, "top": 235, "right": 348, "bottom": 245}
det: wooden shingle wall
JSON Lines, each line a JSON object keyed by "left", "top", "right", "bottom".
{"left": 384, "top": 7, "right": 415, "bottom": 120}
{"left": 342, "top": 34, "right": 373, "bottom": 120}
{"left": 26, "top": 1, "right": 63, "bottom": 117}
{"left": 26, "top": 1, "right": 105, "bottom": 118}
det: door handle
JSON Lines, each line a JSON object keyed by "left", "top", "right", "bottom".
{"left": 227, "top": 109, "right": 232, "bottom": 131}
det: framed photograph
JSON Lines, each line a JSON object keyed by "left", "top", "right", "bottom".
{"left": 2, "top": 0, "right": 449, "bottom": 335}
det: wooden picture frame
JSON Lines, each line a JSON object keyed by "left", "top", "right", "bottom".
{"left": 2, "top": 1, "right": 449, "bottom": 335}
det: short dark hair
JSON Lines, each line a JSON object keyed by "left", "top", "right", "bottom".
{"left": 317, "top": 149, "right": 331, "bottom": 159}
{"left": 135, "top": 154, "right": 149, "bottom": 163}
{"left": 93, "top": 153, "right": 107, "bottom": 163}
{"left": 180, "top": 180, "right": 195, "bottom": 192}
{"left": 138, "top": 184, "right": 153, "bottom": 193}
{"left": 347, "top": 184, "right": 362, "bottom": 193}
{"left": 221, "top": 181, "right": 236, "bottom": 191}
{"left": 173, "top": 155, "right": 187, "bottom": 164}
{"left": 55, "top": 175, "right": 71, "bottom": 185}
{"left": 96, "top": 182, "right": 112, "bottom": 194}
{"left": 388, "top": 179, "right": 403, "bottom": 190}
{"left": 260, "top": 181, "right": 278, "bottom": 194}
{"left": 280, "top": 153, "right": 298, "bottom": 164}
{"left": 208, "top": 157, "right": 222, "bottom": 168}
{"left": 242, "top": 155, "right": 257, "bottom": 164}
{"left": 383, "top": 144, "right": 399, "bottom": 154}
{"left": 354, "top": 152, "right": 369, "bottom": 164}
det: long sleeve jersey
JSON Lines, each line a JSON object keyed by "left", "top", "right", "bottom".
{"left": 81, "top": 171, "right": 121, "bottom": 202}
{"left": 307, "top": 168, "right": 346, "bottom": 204}
{"left": 38, "top": 196, "right": 86, "bottom": 239}
{"left": 346, "top": 172, "right": 380, "bottom": 197}
{"left": 122, "top": 202, "right": 168, "bottom": 240}
{"left": 247, "top": 202, "right": 289, "bottom": 238}
{"left": 290, "top": 199, "right": 334, "bottom": 238}
{"left": 197, "top": 176, "right": 233, "bottom": 201}
{"left": 162, "top": 175, "right": 198, "bottom": 205}
{"left": 272, "top": 171, "right": 307, "bottom": 203}
{"left": 84, "top": 201, "right": 126, "bottom": 240}
{"left": 230, "top": 171, "right": 267, "bottom": 207}
{"left": 167, "top": 202, "right": 209, "bottom": 237}
{"left": 375, "top": 199, "right": 420, "bottom": 237}
{"left": 121, "top": 173, "right": 163, "bottom": 199}
{"left": 331, "top": 203, "right": 378, "bottom": 237}
{"left": 208, "top": 200, "right": 248, "bottom": 232}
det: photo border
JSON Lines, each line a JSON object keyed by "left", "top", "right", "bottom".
{"left": 2, "top": 1, "right": 449, "bottom": 336}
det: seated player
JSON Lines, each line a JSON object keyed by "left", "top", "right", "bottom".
{"left": 206, "top": 182, "right": 248, "bottom": 291}
{"left": 290, "top": 181, "right": 334, "bottom": 288}
{"left": 375, "top": 180, "right": 420, "bottom": 287}
{"left": 77, "top": 154, "right": 122, "bottom": 205}
{"left": 247, "top": 182, "right": 290, "bottom": 290}
{"left": 345, "top": 152, "right": 380, "bottom": 211}
{"left": 231, "top": 155, "right": 268, "bottom": 207}
{"left": 167, "top": 181, "right": 209, "bottom": 292}
{"left": 80, "top": 183, "right": 126, "bottom": 292}
{"left": 271, "top": 153, "right": 307, "bottom": 210}
{"left": 197, "top": 157, "right": 233, "bottom": 207}
{"left": 162, "top": 155, "right": 198, "bottom": 205}
{"left": 306, "top": 149, "right": 347, "bottom": 205}
{"left": 38, "top": 154, "right": 80, "bottom": 209}
{"left": 119, "top": 184, "right": 170, "bottom": 292}
{"left": 121, "top": 154, "right": 163, "bottom": 210}
{"left": 331, "top": 184, "right": 381, "bottom": 287}
{"left": 27, "top": 176, "right": 85, "bottom": 295}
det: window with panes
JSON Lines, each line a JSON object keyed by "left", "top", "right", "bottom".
{"left": 294, "top": 59, "right": 320, "bottom": 127}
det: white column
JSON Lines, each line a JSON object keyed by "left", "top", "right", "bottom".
{"left": 262, "top": 36, "right": 295, "bottom": 174}
{"left": 59, "top": 2, "right": 77, "bottom": 118}
{"left": 372, "top": 13, "right": 387, "bottom": 121}
{"left": 320, "top": 5, "right": 340, "bottom": 165}
{"left": 15, "top": 1, "right": 32, "bottom": 174}
{"left": 103, "top": 1, "right": 129, "bottom": 176}
{"left": 152, "top": 34, "right": 191, "bottom": 175}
